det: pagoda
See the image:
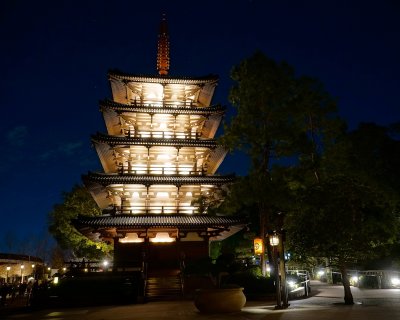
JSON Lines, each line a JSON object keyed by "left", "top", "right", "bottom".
{"left": 76, "top": 16, "right": 244, "bottom": 298}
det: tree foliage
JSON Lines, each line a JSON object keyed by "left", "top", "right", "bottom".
{"left": 220, "top": 51, "right": 342, "bottom": 272}
{"left": 48, "top": 185, "right": 112, "bottom": 259}
{"left": 221, "top": 51, "right": 342, "bottom": 218}
{"left": 287, "top": 175, "right": 398, "bottom": 262}
{"left": 286, "top": 123, "right": 400, "bottom": 304}
{"left": 220, "top": 51, "right": 400, "bottom": 304}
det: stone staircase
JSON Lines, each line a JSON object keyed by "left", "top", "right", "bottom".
{"left": 145, "top": 270, "right": 183, "bottom": 301}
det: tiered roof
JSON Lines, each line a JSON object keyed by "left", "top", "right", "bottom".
{"left": 77, "top": 16, "right": 243, "bottom": 241}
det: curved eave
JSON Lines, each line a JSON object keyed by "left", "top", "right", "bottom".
{"left": 75, "top": 214, "right": 245, "bottom": 229}
{"left": 99, "top": 99, "right": 226, "bottom": 115}
{"left": 83, "top": 172, "right": 235, "bottom": 186}
{"left": 108, "top": 70, "right": 219, "bottom": 85}
{"left": 92, "top": 132, "right": 219, "bottom": 148}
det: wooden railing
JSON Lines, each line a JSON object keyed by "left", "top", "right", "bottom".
{"left": 117, "top": 166, "right": 206, "bottom": 176}
{"left": 109, "top": 205, "right": 200, "bottom": 215}
{"left": 124, "top": 130, "right": 201, "bottom": 140}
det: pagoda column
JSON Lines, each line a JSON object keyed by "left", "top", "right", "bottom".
{"left": 175, "top": 186, "right": 180, "bottom": 213}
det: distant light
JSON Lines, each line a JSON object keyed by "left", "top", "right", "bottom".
{"left": 391, "top": 277, "right": 400, "bottom": 286}
{"left": 103, "top": 260, "right": 109, "bottom": 267}
{"left": 266, "top": 266, "right": 271, "bottom": 272}
{"left": 53, "top": 277, "right": 59, "bottom": 284}
{"left": 317, "top": 270, "right": 324, "bottom": 276}
{"left": 32, "top": 264, "right": 35, "bottom": 268}
{"left": 287, "top": 280, "right": 297, "bottom": 288}
{"left": 63, "top": 267, "right": 66, "bottom": 272}
{"left": 6, "top": 266, "right": 11, "bottom": 271}
{"left": 351, "top": 276, "right": 358, "bottom": 283}
{"left": 20, "top": 265, "right": 24, "bottom": 269}
{"left": 47, "top": 267, "right": 51, "bottom": 271}
{"left": 84, "top": 268, "right": 88, "bottom": 272}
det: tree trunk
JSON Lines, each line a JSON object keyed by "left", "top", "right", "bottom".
{"left": 339, "top": 264, "right": 354, "bottom": 305}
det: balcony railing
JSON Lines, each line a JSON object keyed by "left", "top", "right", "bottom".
{"left": 124, "top": 130, "right": 201, "bottom": 140}
{"left": 107, "top": 205, "right": 200, "bottom": 215}
{"left": 130, "top": 100, "right": 196, "bottom": 108}
{"left": 117, "top": 166, "right": 207, "bottom": 176}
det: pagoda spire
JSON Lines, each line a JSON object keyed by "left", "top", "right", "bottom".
{"left": 157, "top": 14, "right": 170, "bottom": 76}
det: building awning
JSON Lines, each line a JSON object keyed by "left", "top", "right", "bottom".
{"left": 92, "top": 132, "right": 220, "bottom": 148}
{"left": 83, "top": 172, "right": 235, "bottom": 186}
{"left": 75, "top": 214, "right": 245, "bottom": 229}
{"left": 108, "top": 70, "right": 219, "bottom": 84}
{"left": 100, "top": 99, "right": 226, "bottom": 115}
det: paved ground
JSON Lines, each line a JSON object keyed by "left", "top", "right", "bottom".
{"left": 1, "top": 281, "right": 400, "bottom": 319}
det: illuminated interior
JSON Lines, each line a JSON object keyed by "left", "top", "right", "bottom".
{"left": 112, "top": 146, "right": 212, "bottom": 175}
{"left": 119, "top": 233, "right": 144, "bottom": 243}
{"left": 106, "top": 184, "right": 216, "bottom": 214}
{"left": 149, "top": 232, "right": 176, "bottom": 243}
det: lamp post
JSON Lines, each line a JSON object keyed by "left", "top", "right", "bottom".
{"left": 20, "top": 265, "right": 24, "bottom": 283}
{"left": 269, "top": 233, "right": 281, "bottom": 309}
{"left": 278, "top": 232, "right": 289, "bottom": 308}
{"left": 6, "top": 266, "right": 10, "bottom": 283}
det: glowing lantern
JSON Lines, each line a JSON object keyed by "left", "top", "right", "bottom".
{"left": 253, "top": 238, "right": 264, "bottom": 255}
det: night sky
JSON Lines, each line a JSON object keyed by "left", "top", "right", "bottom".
{"left": 1, "top": 0, "right": 399, "bottom": 252}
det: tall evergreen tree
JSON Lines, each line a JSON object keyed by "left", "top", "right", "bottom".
{"left": 221, "top": 51, "right": 341, "bottom": 273}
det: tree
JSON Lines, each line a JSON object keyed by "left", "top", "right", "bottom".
{"left": 286, "top": 174, "right": 398, "bottom": 304}
{"left": 322, "top": 122, "right": 400, "bottom": 270}
{"left": 48, "top": 185, "right": 112, "bottom": 259}
{"left": 220, "top": 51, "right": 341, "bottom": 274}
{"left": 286, "top": 122, "right": 400, "bottom": 304}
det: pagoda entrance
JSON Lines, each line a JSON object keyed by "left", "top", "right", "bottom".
{"left": 147, "top": 242, "right": 180, "bottom": 273}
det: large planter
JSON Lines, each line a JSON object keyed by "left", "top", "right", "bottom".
{"left": 194, "top": 287, "right": 246, "bottom": 313}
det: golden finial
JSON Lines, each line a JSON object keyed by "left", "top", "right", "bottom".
{"left": 157, "top": 14, "right": 170, "bottom": 76}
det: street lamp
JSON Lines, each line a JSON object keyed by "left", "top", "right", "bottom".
{"left": 20, "top": 265, "right": 24, "bottom": 283}
{"left": 269, "top": 233, "right": 281, "bottom": 309}
{"left": 269, "top": 234, "right": 280, "bottom": 247}
{"left": 6, "top": 266, "right": 10, "bottom": 283}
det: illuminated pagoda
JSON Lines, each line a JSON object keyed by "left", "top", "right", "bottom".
{"left": 76, "top": 16, "right": 244, "bottom": 298}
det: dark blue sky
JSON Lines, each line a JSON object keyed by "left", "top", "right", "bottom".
{"left": 1, "top": 0, "right": 399, "bottom": 249}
